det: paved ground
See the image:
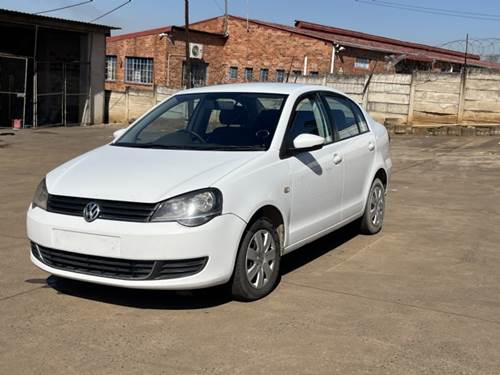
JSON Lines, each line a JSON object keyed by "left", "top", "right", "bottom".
{"left": 1, "top": 127, "right": 500, "bottom": 374}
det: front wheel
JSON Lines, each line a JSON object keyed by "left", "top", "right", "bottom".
{"left": 360, "top": 178, "right": 386, "bottom": 234}
{"left": 231, "top": 218, "right": 281, "bottom": 301}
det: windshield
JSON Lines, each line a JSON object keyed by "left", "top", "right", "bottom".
{"left": 114, "top": 92, "right": 288, "bottom": 151}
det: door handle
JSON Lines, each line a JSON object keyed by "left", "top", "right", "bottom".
{"left": 368, "top": 142, "right": 375, "bottom": 151}
{"left": 333, "top": 153, "right": 343, "bottom": 165}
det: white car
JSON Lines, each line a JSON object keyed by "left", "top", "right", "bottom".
{"left": 27, "top": 83, "right": 391, "bottom": 301}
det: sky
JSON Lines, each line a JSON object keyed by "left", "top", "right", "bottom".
{"left": 2, "top": 0, "right": 500, "bottom": 48}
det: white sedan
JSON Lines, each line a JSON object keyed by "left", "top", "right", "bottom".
{"left": 27, "top": 83, "right": 391, "bottom": 301}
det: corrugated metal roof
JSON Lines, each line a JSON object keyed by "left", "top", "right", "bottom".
{"left": 105, "top": 13, "right": 500, "bottom": 70}
{"left": 227, "top": 15, "right": 500, "bottom": 70}
{"left": 0, "top": 7, "right": 118, "bottom": 30}
{"left": 107, "top": 26, "right": 172, "bottom": 42}
{"left": 295, "top": 20, "right": 481, "bottom": 61}
{"left": 106, "top": 25, "right": 226, "bottom": 43}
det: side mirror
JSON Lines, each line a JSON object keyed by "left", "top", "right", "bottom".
{"left": 292, "top": 133, "right": 325, "bottom": 152}
{"left": 113, "top": 128, "right": 126, "bottom": 141}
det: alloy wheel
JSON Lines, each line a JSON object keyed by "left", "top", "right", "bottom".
{"left": 369, "top": 184, "right": 385, "bottom": 227}
{"left": 245, "top": 229, "right": 277, "bottom": 289}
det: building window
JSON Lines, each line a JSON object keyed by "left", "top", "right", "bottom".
{"left": 309, "top": 71, "right": 319, "bottom": 77}
{"left": 105, "top": 55, "right": 117, "bottom": 81}
{"left": 244, "top": 67, "right": 253, "bottom": 81}
{"left": 355, "top": 57, "right": 370, "bottom": 69}
{"left": 229, "top": 66, "right": 238, "bottom": 80}
{"left": 125, "top": 57, "right": 153, "bottom": 84}
{"left": 260, "top": 68, "right": 269, "bottom": 82}
{"left": 276, "top": 69, "right": 285, "bottom": 82}
{"left": 292, "top": 70, "right": 302, "bottom": 77}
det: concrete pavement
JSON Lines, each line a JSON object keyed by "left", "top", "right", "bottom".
{"left": 1, "top": 127, "right": 499, "bottom": 374}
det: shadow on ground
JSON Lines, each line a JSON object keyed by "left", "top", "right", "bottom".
{"left": 30, "top": 222, "right": 360, "bottom": 309}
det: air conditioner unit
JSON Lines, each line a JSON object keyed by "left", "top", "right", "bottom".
{"left": 189, "top": 43, "right": 204, "bottom": 59}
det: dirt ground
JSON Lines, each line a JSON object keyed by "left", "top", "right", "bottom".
{"left": 1, "top": 126, "right": 500, "bottom": 374}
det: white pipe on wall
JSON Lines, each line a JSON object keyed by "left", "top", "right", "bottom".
{"left": 330, "top": 44, "right": 335, "bottom": 74}
{"left": 303, "top": 56, "right": 308, "bottom": 75}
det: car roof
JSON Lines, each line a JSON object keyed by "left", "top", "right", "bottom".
{"left": 176, "top": 82, "right": 342, "bottom": 96}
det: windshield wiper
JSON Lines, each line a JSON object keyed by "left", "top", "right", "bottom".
{"left": 206, "top": 145, "right": 266, "bottom": 151}
{"left": 113, "top": 143, "right": 193, "bottom": 149}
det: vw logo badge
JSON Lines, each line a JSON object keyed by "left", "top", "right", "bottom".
{"left": 83, "top": 202, "right": 100, "bottom": 222}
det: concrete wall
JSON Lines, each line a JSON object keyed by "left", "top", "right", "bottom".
{"left": 107, "top": 69, "right": 500, "bottom": 125}
{"left": 412, "top": 72, "right": 462, "bottom": 123}
{"left": 107, "top": 86, "right": 177, "bottom": 123}
{"left": 296, "top": 70, "right": 500, "bottom": 124}
{"left": 294, "top": 73, "right": 413, "bottom": 123}
{"left": 463, "top": 71, "right": 500, "bottom": 122}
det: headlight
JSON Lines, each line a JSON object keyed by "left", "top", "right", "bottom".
{"left": 150, "top": 188, "right": 222, "bottom": 226}
{"left": 32, "top": 178, "right": 48, "bottom": 210}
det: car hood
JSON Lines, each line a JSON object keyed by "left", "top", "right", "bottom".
{"left": 47, "top": 145, "right": 262, "bottom": 203}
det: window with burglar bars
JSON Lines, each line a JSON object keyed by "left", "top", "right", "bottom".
{"left": 276, "top": 69, "right": 285, "bottom": 82}
{"left": 354, "top": 57, "right": 370, "bottom": 69}
{"left": 260, "top": 68, "right": 269, "bottom": 82}
{"left": 105, "top": 56, "right": 117, "bottom": 81}
{"left": 229, "top": 66, "right": 238, "bottom": 80}
{"left": 244, "top": 67, "right": 253, "bottom": 81}
{"left": 125, "top": 57, "right": 153, "bottom": 84}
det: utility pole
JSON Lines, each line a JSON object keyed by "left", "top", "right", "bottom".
{"left": 223, "top": 0, "right": 228, "bottom": 36}
{"left": 184, "top": 0, "right": 191, "bottom": 88}
{"left": 464, "top": 33, "right": 469, "bottom": 69}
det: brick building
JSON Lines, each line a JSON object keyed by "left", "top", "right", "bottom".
{"left": 105, "top": 15, "right": 500, "bottom": 91}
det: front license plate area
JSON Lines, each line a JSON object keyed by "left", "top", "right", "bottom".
{"left": 52, "top": 229, "right": 120, "bottom": 257}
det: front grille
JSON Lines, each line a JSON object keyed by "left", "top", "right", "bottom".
{"left": 32, "top": 243, "right": 208, "bottom": 281}
{"left": 47, "top": 194, "right": 158, "bottom": 222}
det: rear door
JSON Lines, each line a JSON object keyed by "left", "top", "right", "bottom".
{"left": 321, "top": 93, "right": 376, "bottom": 220}
{"left": 285, "top": 93, "right": 343, "bottom": 246}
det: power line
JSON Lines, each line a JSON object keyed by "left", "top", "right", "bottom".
{"left": 371, "top": 0, "right": 500, "bottom": 18}
{"left": 354, "top": 0, "right": 500, "bottom": 21}
{"left": 90, "top": 0, "right": 132, "bottom": 22}
{"left": 34, "top": 0, "right": 94, "bottom": 15}
{"left": 211, "top": 0, "right": 224, "bottom": 13}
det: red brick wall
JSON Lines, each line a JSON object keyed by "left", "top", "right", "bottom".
{"left": 192, "top": 16, "right": 391, "bottom": 82}
{"left": 192, "top": 17, "right": 332, "bottom": 82}
{"left": 106, "top": 34, "right": 168, "bottom": 91}
{"left": 105, "top": 30, "right": 226, "bottom": 90}
{"left": 105, "top": 16, "right": 393, "bottom": 91}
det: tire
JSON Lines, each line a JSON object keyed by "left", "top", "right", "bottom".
{"left": 231, "top": 218, "right": 281, "bottom": 301}
{"left": 360, "top": 178, "right": 386, "bottom": 235}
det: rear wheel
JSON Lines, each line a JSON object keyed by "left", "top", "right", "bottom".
{"left": 360, "top": 178, "right": 386, "bottom": 234}
{"left": 231, "top": 218, "right": 281, "bottom": 301}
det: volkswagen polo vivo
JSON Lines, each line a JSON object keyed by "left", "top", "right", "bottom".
{"left": 27, "top": 83, "right": 391, "bottom": 301}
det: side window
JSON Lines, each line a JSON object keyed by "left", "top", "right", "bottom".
{"left": 322, "top": 95, "right": 361, "bottom": 140}
{"left": 288, "top": 95, "right": 332, "bottom": 143}
{"left": 352, "top": 104, "right": 369, "bottom": 133}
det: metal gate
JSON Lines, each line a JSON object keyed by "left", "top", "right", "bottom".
{"left": 0, "top": 54, "right": 27, "bottom": 128}
{"left": 35, "top": 61, "right": 89, "bottom": 127}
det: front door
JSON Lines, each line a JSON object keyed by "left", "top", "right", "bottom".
{"left": 286, "top": 94, "right": 343, "bottom": 247}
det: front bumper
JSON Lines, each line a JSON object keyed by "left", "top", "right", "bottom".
{"left": 27, "top": 206, "right": 247, "bottom": 289}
